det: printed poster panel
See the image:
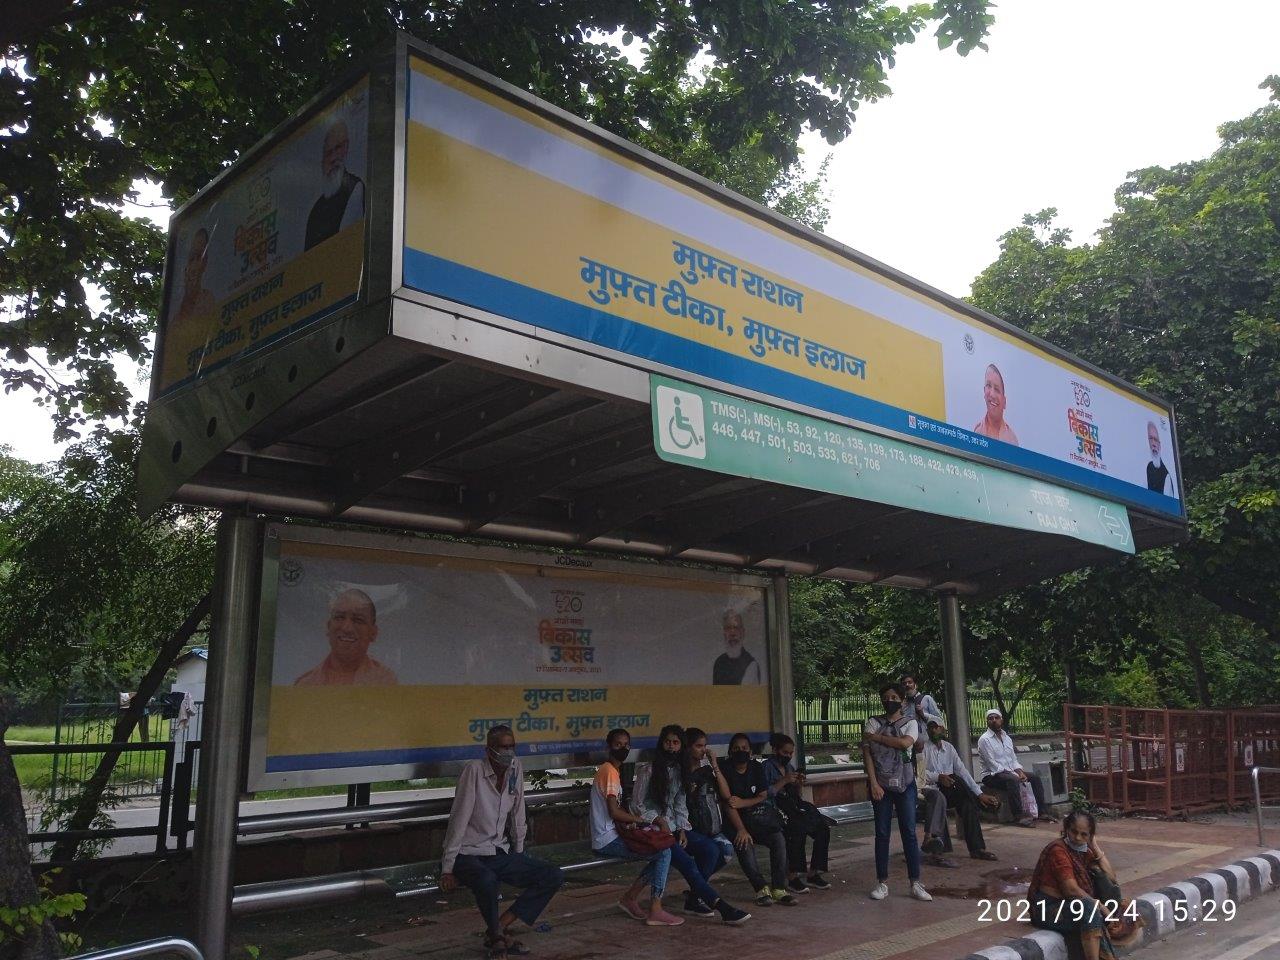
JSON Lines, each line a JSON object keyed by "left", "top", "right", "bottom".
{"left": 157, "top": 79, "right": 369, "bottom": 396}
{"left": 402, "top": 55, "right": 1181, "bottom": 519}
{"left": 254, "top": 532, "right": 772, "bottom": 786}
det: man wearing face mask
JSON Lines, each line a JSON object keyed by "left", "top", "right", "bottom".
{"left": 862, "top": 684, "right": 931, "bottom": 902}
{"left": 441, "top": 726, "right": 564, "bottom": 958}
{"left": 920, "top": 715, "right": 1000, "bottom": 863}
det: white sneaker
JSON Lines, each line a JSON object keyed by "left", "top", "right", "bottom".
{"left": 910, "top": 881, "right": 933, "bottom": 902}
{"left": 869, "top": 882, "right": 889, "bottom": 900}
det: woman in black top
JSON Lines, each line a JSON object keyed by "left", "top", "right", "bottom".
{"left": 721, "top": 733, "right": 796, "bottom": 906}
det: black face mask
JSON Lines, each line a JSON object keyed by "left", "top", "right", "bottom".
{"left": 609, "top": 746, "right": 630, "bottom": 764}
{"left": 729, "top": 749, "right": 751, "bottom": 765}
{"left": 882, "top": 699, "right": 902, "bottom": 715}
{"left": 661, "top": 749, "right": 681, "bottom": 766}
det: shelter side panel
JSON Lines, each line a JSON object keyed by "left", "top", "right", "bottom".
{"left": 255, "top": 537, "right": 773, "bottom": 782}
{"left": 157, "top": 79, "right": 371, "bottom": 397}
{"left": 399, "top": 55, "right": 1182, "bottom": 519}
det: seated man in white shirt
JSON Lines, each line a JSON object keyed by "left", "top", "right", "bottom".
{"left": 977, "top": 709, "right": 1052, "bottom": 827}
{"left": 440, "top": 726, "right": 565, "bottom": 958}
{"left": 920, "top": 714, "right": 1000, "bottom": 862}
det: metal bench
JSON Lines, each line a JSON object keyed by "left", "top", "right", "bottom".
{"left": 231, "top": 796, "right": 874, "bottom": 915}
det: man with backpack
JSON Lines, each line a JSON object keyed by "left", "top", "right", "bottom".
{"left": 862, "top": 683, "right": 932, "bottom": 902}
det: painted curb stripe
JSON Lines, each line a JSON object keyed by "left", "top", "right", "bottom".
{"left": 1231, "top": 859, "right": 1260, "bottom": 897}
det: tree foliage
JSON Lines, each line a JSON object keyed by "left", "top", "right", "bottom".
{"left": 0, "top": 433, "right": 214, "bottom": 703}
{"left": 971, "top": 78, "right": 1280, "bottom": 644}
{"left": 790, "top": 81, "right": 1280, "bottom": 713}
{"left": 1, "top": 0, "right": 993, "bottom": 439}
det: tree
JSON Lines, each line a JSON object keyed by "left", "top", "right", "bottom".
{"left": 2, "top": 0, "right": 994, "bottom": 439}
{"left": 0, "top": 435, "right": 214, "bottom": 954}
{"left": 968, "top": 78, "right": 1280, "bottom": 705}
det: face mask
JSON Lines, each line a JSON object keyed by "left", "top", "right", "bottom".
{"left": 730, "top": 749, "right": 751, "bottom": 765}
{"left": 661, "top": 749, "right": 681, "bottom": 765}
{"left": 609, "top": 746, "right": 630, "bottom": 764}
{"left": 488, "top": 747, "right": 516, "bottom": 768}
{"left": 929, "top": 731, "right": 944, "bottom": 743}
{"left": 1066, "top": 838, "right": 1090, "bottom": 853}
{"left": 882, "top": 699, "right": 902, "bottom": 715}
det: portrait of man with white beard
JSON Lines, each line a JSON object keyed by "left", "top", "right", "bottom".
{"left": 304, "top": 118, "right": 366, "bottom": 251}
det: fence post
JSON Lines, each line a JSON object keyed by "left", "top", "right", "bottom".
{"left": 1163, "top": 708, "right": 1173, "bottom": 818}
{"left": 1227, "top": 710, "right": 1235, "bottom": 809}
{"left": 1103, "top": 706, "right": 1113, "bottom": 809}
{"left": 1063, "top": 701, "right": 1072, "bottom": 800}
{"left": 155, "top": 742, "right": 174, "bottom": 855}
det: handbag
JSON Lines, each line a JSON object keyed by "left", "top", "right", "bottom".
{"left": 741, "top": 800, "right": 786, "bottom": 833}
{"left": 616, "top": 822, "right": 677, "bottom": 855}
{"left": 1018, "top": 778, "right": 1039, "bottom": 819}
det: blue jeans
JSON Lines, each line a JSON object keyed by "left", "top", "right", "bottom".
{"left": 683, "top": 829, "right": 731, "bottom": 881}
{"left": 452, "top": 851, "right": 564, "bottom": 935}
{"left": 669, "top": 833, "right": 722, "bottom": 906}
{"left": 595, "top": 836, "right": 673, "bottom": 897}
{"left": 872, "top": 782, "right": 922, "bottom": 882}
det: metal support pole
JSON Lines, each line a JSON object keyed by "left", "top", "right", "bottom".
{"left": 768, "top": 575, "right": 796, "bottom": 740}
{"left": 937, "top": 593, "right": 973, "bottom": 775}
{"left": 194, "top": 514, "right": 260, "bottom": 960}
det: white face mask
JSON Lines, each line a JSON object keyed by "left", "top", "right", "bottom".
{"left": 1066, "top": 838, "right": 1090, "bottom": 853}
{"left": 489, "top": 747, "right": 516, "bottom": 768}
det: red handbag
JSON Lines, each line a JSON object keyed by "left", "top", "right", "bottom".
{"left": 617, "top": 822, "right": 677, "bottom": 855}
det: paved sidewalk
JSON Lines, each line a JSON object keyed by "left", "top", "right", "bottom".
{"left": 236, "top": 817, "right": 1274, "bottom": 960}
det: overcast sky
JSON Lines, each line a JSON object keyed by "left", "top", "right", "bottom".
{"left": 5, "top": 0, "right": 1279, "bottom": 465}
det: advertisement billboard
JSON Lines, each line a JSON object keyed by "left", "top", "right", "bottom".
{"left": 155, "top": 79, "right": 370, "bottom": 397}
{"left": 400, "top": 54, "right": 1180, "bottom": 518}
{"left": 249, "top": 525, "right": 774, "bottom": 788}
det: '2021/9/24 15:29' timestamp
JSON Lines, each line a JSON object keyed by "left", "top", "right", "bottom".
{"left": 976, "top": 898, "right": 1236, "bottom": 923}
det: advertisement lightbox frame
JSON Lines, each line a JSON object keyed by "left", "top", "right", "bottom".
{"left": 245, "top": 520, "right": 788, "bottom": 791}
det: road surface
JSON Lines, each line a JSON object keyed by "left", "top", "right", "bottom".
{"left": 1137, "top": 892, "right": 1280, "bottom": 960}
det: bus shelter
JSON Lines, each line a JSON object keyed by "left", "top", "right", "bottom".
{"left": 138, "top": 35, "right": 1187, "bottom": 959}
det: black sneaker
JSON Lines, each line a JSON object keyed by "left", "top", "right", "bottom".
{"left": 683, "top": 896, "right": 717, "bottom": 919}
{"left": 717, "top": 902, "right": 752, "bottom": 925}
{"left": 786, "top": 877, "right": 810, "bottom": 894}
{"left": 922, "top": 835, "right": 944, "bottom": 855}
{"left": 753, "top": 889, "right": 774, "bottom": 907}
{"left": 806, "top": 873, "right": 832, "bottom": 890}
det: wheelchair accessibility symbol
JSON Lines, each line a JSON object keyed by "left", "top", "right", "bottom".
{"left": 655, "top": 386, "right": 707, "bottom": 460}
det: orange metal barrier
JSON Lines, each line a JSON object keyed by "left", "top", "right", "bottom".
{"left": 1229, "top": 711, "right": 1280, "bottom": 806}
{"left": 1066, "top": 705, "right": 1277, "bottom": 816}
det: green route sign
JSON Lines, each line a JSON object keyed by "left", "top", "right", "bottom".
{"left": 650, "top": 374, "right": 1134, "bottom": 555}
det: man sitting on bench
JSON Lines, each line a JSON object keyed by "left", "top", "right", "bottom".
{"left": 977, "top": 709, "right": 1053, "bottom": 827}
{"left": 441, "top": 725, "right": 565, "bottom": 959}
{"left": 920, "top": 714, "right": 1000, "bottom": 862}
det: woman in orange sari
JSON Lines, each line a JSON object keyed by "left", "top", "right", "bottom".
{"left": 1027, "top": 812, "right": 1118, "bottom": 960}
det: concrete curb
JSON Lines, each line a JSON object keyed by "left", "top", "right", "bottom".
{"left": 958, "top": 849, "right": 1280, "bottom": 960}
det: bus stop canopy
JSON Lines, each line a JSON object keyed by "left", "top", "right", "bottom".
{"left": 139, "top": 37, "right": 1187, "bottom": 598}
{"left": 153, "top": 298, "right": 1183, "bottom": 596}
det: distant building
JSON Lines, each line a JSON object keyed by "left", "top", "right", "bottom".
{"left": 170, "top": 648, "right": 207, "bottom": 748}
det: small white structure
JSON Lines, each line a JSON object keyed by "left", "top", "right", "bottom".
{"left": 170, "top": 648, "right": 207, "bottom": 744}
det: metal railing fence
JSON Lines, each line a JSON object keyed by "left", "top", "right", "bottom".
{"left": 1065, "top": 704, "right": 1280, "bottom": 817}
{"left": 797, "top": 691, "right": 1059, "bottom": 743}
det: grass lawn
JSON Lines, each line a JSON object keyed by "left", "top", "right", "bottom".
{"left": 6, "top": 722, "right": 170, "bottom": 793}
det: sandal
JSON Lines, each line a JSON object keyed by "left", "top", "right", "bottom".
{"left": 483, "top": 933, "right": 507, "bottom": 960}
{"left": 502, "top": 936, "right": 532, "bottom": 957}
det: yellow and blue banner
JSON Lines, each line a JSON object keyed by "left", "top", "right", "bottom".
{"left": 253, "top": 535, "right": 774, "bottom": 785}
{"left": 401, "top": 57, "right": 1182, "bottom": 518}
